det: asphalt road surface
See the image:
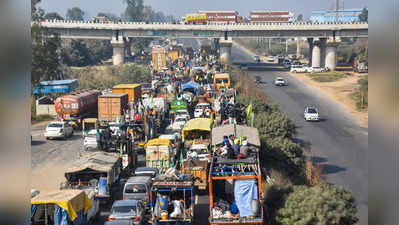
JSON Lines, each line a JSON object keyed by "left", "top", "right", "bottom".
{"left": 231, "top": 44, "right": 368, "bottom": 225}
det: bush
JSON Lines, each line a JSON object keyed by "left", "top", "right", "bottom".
{"left": 351, "top": 76, "right": 368, "bottom": 111}
{"left": 276, "top": 185, "right": 358, "bottom": 225}
{"left": 254, "top": 112, "right": 296, "bottom": 140}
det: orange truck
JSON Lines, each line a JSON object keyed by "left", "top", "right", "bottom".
{"left": 98, "top": 93, "right": 129, "bottom": 121}
{"left": 152, "top": 48, "right": 167, "bottom": 72}
{"left": 213, "top": 73, "right": 231, "bottom": 91}
{"left": 112, "top": 84, "right": 142, "bottom": 103}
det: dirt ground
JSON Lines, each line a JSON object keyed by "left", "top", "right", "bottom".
{"left": 289, "top": 72, "right": 368, "bottom": 127}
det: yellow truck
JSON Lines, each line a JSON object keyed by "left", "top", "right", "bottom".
{"left": 152, "top": 48, "right": 167, "bottom": 72}
{"left": 145, "top": 138, "right": 173, "bottom": 173}
{"left": 168, "top": 50, "right": 179, "bottom": 62}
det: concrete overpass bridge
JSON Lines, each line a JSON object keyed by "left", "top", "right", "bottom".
{"left": 35, "top": 20, "right": 368, "bottom": 68}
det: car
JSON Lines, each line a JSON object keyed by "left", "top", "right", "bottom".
{"left": 44, "top": 121, "right": 74, "bottom": 140}
{"left": 108, "top": 200, "right": 145, "bottom": 225}
{"left": 104, "top": 220, "right": 135, "bottom": 225}
{"left": 187, "top": 144, "right": 211, "bottom": 163}
{"left": 253, "top": 55, "right": 261, "bottom": 63}
{"left": 83, "top": 129, "right": 98, "bottom": 150}
{"left": 290, "top": 65, "right": 311, "bottom": 73}
{"left": 254, "top": 75, "right": 262, "bottom": 84}
{"left": 304, "top": 107, "right": 320, "bottom": 121}
{"left": 194, "top": 103, "right": 212, "bottom": 118}
{"left": 134, "top": 167, "right": 158, "bottom": 178}
{"left": 171, "top": 116, "right": 188, "bottom": 130}
{"left": 267, "top": 56, "right": 275, "bottom": 62}
{"left": 122, "top": 176, "right": 152, "bottom": 207}
{"left": 309, "top": 67, "right": 326, "bottom": 73}
{"left": 274, "top": 77, "right": 287, "bottom": 86}
{"left": 174, "top": 109, "right": 190, "bottom": 120}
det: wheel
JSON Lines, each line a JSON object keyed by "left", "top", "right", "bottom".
{"left": 45, "top": 137, "right": 49, "bottom": 140}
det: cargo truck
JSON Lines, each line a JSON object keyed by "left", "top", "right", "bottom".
{"left": 152, "top": 48, "right": 167, "bottom": 72}
{"left": 145, "top": 138, "right": 173, "bottom": 173}
{"left": 98, "top": 93, "right": 129, "bottom": 122}
{"left": 112, "top": 84, "right": 142, "bottom": 103}
{"left": 54, "top": 89, "right": 102, "bottom": 129}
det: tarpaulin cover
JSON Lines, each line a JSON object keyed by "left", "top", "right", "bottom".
{"left": 234, "top": 179, "right": 258, "bottom": 217}
{"left": 181, "top": 81, "right": 200, "bottom": 94}
{"left": 182, "top": 118, "right": 212, "bottom": 141}
{"left": 31, "top": 190, "right": 92, "bottom": 222}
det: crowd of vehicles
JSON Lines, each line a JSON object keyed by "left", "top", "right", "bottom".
{"left": 32, "top": 39, "right": 269, "bottom": 225}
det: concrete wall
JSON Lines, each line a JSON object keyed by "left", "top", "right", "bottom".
{"left": 36, "top": 101, "right": 57, "bottom": 116}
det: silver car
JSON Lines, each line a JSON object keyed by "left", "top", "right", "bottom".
{"left": 108, "top": 200, "right": 145, "bottom": 225}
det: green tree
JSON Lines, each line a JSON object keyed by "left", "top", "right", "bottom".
{"left": 66, "top": 7, "right": 85, "bottom": 20}
{"left": 123, "top": 0, "right": 144, "bottom": 21}
{"left": 44, "top": 12, "right": 64, "bottom": 20}
{"left": 61, "top": 40, "right": 93, "bottom": 67}
{"left": 31, "top": 0, "right": 45, "bottom": 21}
{"left": 358, "top": 8, "right": 368, "bottom": 22}
{"left": 297, "top": 14, "right": 303, "bottom": 21}
{"left": 32, "top": 24, "right": 62, "bottom": 85}
{"left": 277, "top": 185, "right": 358, "bottom": 225}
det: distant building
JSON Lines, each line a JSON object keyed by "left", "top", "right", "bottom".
{"left": 250, "top": 11, "right": 295, "bottom": 23}
{"left": 310, "top": 9, "right": 363, "bottom": 23}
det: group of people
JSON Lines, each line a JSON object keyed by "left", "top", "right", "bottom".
{"left": 216, "top": 135, "right": 249, "bottom": 160}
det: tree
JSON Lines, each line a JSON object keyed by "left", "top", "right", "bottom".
{"left": 276, "top": 185, "right": 358, "bottom": 225}
{"left": 32, "top": 24, "right": 62, "bottom": 85}
{"left": 297, "top": 14, "right": 303, "bottom": 21}
{"left": 31, "top": 0, "right": 45, "bottom": 21}
{"left": 123, "top": 0, "right": 144, "bottom": 21}
{"left": 61, "top": 40, "right": 93, "bottom": 67}
{"left": 358, "top": 8, "right": 368, "bottom": 22}
{"left": 66, "top": 7, "right": 85, "bottom": 21}
{"left": 44, "top": 12, "right": 64, "bottom": 20}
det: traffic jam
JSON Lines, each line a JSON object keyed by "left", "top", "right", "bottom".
{"left": 31, "top": 39, "right": 264, "bottom": 225}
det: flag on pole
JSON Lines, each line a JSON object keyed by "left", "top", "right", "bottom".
{"left": 246, "top": 103, "right": 253, "bottom": 119}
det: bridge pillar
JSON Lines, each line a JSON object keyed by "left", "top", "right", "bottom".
{"left": 307, "top": 38, "right": 314, "bottom": 65}
{"left": 320, "top": 38, "right": 327, "bottom": 68}
{"left": 296, "top": 37, "right": 301, "bottom": 57}
{"left": 312, "top": 38, "right": 322, "bottom": 68}
{"left": 219, "top": 37, "right": 233, "bottom": 64}
{"left": 325, "top": 37, "right": 341, "bottom": 71}
{"left": 111, "top": 38, "right": 125, "bottom": 65}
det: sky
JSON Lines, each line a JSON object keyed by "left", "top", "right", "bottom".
{"left": 38, "top": 0, "right": 368, "bottom": 19}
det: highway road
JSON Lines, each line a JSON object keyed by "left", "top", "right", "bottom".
{"left": 231, "top": 45, "right": 368, "bottom": 224}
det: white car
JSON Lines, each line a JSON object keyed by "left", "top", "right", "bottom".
{"left": 44, "top": 121, "right": 74, "bottom": 139}
{"left": 194, "top": 103, "right": 212, "bottom": 118}
{"left": 172, "top": 116, "right": 188, "bottom": 130}
{"left": 290, "top": 65, "right": 310, "bottom": 73}
{"left": 274, "top": 77, "right": 288, "bottom": 86}
{"left": 304, "top": 107, "right": 320, "bottom": 121}
{"left": 309, "top": 67, "right": 326, "bottom": 73}
{"left": 83, "top": 129, "right": 98, "bottom": 150}
{"left": 175, "top": 109, "right": 190, "bottom": 120}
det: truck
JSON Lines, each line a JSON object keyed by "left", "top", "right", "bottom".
{"left": 54, "top": 89, "right": 102, "bottom": 129}
{"left": 98, "top": 93, "right": 129, "bottom": 122}
{"left": 209, "top": 124, "right": 264, "bottom": 225}
{"left": 60, "top": 152, "right": 122, "bottom": 204}
{"left": 145, "top": 138, "right": 173, "bottom": 173}
{"left": 112, "top": 83, "right": 142, "bottom": 103}
{"left": 31, "top": 189, "right": 94, "bottom": 225}
{"left": 152, "top": 48, "right": 167, "bottom": 72}
{"left": 150, "top": 175, "right": 195, "bottom": 225}
{"left": 182, "top": 118, "right": 212, "bottom": 190}
{"left": 143, "top": 97, "right": 167, "bottom": 138}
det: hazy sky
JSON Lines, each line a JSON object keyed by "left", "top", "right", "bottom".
{"left": 38, "top": 0, "right": 367, "bottom": 19}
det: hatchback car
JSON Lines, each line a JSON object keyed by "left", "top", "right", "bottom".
{"left": 108, "top": 200, "right": 145, "bottom": 225}
{"left": 44, "top": 121, "right": 74, "bottom": 140}
{"left": 123, "top": 176, "right": 152, "bottom": 207}
{"left": 83, "top": 129, "right": 98, "bottom": 150}
{"left": 304, "top": 107, "right": 320, "bottom": 121}
{"left": 274, "top": 77, "right": 287, "bottom": 86}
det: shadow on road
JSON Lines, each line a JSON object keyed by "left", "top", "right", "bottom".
{"left": 31, "top": 140, "right": 45, "bottom": 146}
{"left": 193, "top": 203, "right": 210, "bottom": 225}
{"left": 311, "top": 156, "right": 328, "bottom": 164}
{"left": 321, "top": 164, "right": 346, "bottom": 174}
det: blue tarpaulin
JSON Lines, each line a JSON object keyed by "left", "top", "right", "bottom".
{"left": 234, "top": 179, "right": 258, "bottom": 217}
{"left": 33, "top": 79, "right": 78, "bottom": 95}
{"left": 181, "top": 81, "right": 200, "bottom": 95}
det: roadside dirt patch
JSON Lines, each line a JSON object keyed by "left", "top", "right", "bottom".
{"left": 290, "top": 72, "right": 368, "bottom": 127}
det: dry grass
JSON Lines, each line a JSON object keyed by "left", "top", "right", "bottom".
{"left": 304, "top": 149, "right": 325, "bottom": 186}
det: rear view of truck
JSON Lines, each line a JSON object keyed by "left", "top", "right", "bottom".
{"left": 150, "top": 176, "right": 195, "bottom": 225}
